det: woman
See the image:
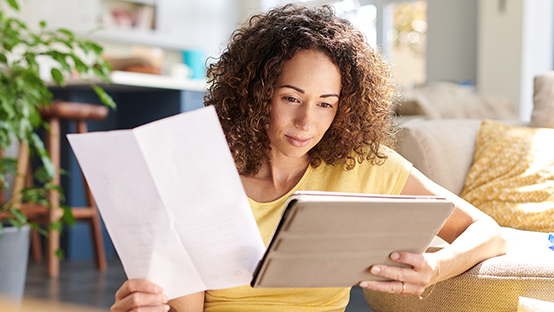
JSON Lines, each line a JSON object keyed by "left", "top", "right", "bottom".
{"left": 111, "top": 4, "right": 507, "bottom": 312}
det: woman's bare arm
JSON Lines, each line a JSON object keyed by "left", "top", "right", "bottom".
{"left": 400, "top": 167, "right": 508, "bottom": 281}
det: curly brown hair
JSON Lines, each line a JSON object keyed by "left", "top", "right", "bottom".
{"left": 205, "top": 4, "right": 399, "bottom": 175}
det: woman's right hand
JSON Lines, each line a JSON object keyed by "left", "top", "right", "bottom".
{"left": 111, "top": 279, "right": 170, "bottom": 312}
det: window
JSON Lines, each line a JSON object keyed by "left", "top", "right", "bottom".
{"left": 386, "top": 1, "right": 427, "bottom": 86}
{"left": 333, "top": 0, "right": 427, "bottom": 87}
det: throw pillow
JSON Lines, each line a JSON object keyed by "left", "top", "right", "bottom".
{"left": 461, "top": 119, "right": 554, "bottom": 232}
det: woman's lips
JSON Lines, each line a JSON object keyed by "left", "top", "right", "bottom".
{"left": 285, "top": 135, "right": 312, "bottom": 147}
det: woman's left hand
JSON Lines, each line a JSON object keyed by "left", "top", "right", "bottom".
{"left": 358, "top": 251, "right": 439, "bottom": 296}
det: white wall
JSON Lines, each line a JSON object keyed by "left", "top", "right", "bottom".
{"left": 425, "top": 0, "right": 478, "bottom": 83}
{"left": 477, "top": 0, "right": 523, "bottom": 112}
{"left": 520, "top": 0, "right": 554, "bottom": 120}
{"left": 478, "top": 0, "right": 553, "bottom": 120}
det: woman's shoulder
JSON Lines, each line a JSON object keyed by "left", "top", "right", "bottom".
{"left": 347, "top": 145, "right": 410, "bottom": 170}
{"left": 305, "top": 145, "right": 412, "bottom": 195}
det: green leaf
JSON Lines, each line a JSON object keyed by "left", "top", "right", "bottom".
{"left": 33, "top": 165, "right": 53, "bottom": 184}
{"left": 87, "top": 42, "right": 104, "bottom": 55}
{"left": 39, "top": 20, "right": 46, "bottom": 29}
{"left": 99, "top": 58, "right": 113, "bottom": 72}
{"left": 48, "top": 220, "right": 63, "bottom": 232}
{"left": 46, "top": 51, "right": 71, "bottom": 72}
{"left": 6, "top": 0, "right": 19, "bottom": 11}
{"left": 91, "top": 66, "right": 110, "bottom": 83}
{"left": 55, "top": 248, "right": 65, "bottom": 260}
{"left": 79, "top": 41, "right": 104, "bottom": 55}
{"left": 29, "top": 223, "right": 48, "bottom": 237}
{"left": 57, "top": 29, "right": 75, "bottom": 39}
{"left": 30, "top": 133, "right": 56, "bottom": 179}
{"left": 7, "top": 218, "right": 22, "bottom": 228}
{"left": 11, "top": 208, "right": 28, "bottom": 224}
{"left": 0, "top": 53, "right": 7, "bottom": 64}
{"left": 70, "top": 54, "right": 88, "bottom": 74}
{"left": 28, "top": 108, "right": 42, "bottom": 128}
{"left": 92, "top": 85, "right": 116, "bottom": 109}
{"left": 50, "top": 68, "right": 64, "bottom": 86}
{"left": 61, "top": 205, "right": 76, "bottom": 226}
{"left": 9, "top": 18, "right": 26, "bottom": 30}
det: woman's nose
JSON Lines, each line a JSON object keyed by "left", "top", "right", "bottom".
{"left": 294, "top": 104, "right": 313, "bottom": 131}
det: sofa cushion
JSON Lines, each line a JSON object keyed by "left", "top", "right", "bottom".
{"left": 461, "top": 119, "right": 554, "bottom": 232}
{"left": 396, "top": 118, "right": 482, "bottom": 195}
{"left": 531, "top": 71, "right": 554, "bottom": 128}
{"left": 400, "top": 82, "right": 517, "bottom": 119}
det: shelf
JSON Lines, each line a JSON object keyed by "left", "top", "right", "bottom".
{"left": 120, "top": 0, "right": 156, "bottom": 5}
{"left": 89, "top": 28, "right": 191, "bottom": 51}
{"left": 48, "top": 71, "right": 207, "bottom": 92}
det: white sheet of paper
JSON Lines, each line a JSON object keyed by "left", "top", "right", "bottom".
{"left": 67, "top": 106, "right": 265, "bottom": 299}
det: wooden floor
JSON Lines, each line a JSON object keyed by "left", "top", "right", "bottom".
{"left": 23, "top": 256, "right": 373, "bottom": 311}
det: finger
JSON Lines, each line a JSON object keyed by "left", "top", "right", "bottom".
{"left": 368, "top": 264, "right": 414, "bottom": 284}
{"left": 359, "top": 280, "right": 404, "bottom": 294}
{"left": 389, "top": 251, "right": 427, "bottom": 269}
{"left": 391, "top": 252, "right": 440, "bottom": 285}
{"left": 116, "top": 279, "right": 164, "bottom": 301}
{"left": 113, "top": 292, "right": 169, "bottom": 312}
{"left": 111, "top": 302, "right": 170, "bottom": 312}
{"left": 359, "top": 280, "right": 425, "bottom": 296}
{"left": 130, "top": 306, "right": 170, "bottom": 312}
{"left": 111, "top": 303, "right": 170, "bottom": 312}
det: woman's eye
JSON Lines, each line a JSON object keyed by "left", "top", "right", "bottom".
{"left": 319, "top": 102, "right": 333, "bottom": 108}
{"left": 284, "top": 96, "right": 299, "bottom": 103}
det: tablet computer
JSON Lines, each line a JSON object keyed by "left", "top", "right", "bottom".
{"left": 251, "top": 191, "right": 454, "bottom": 288}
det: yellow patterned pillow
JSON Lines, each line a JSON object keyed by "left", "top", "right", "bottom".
{"left": 461, "top": 119, "right": 554, "bottom": 232}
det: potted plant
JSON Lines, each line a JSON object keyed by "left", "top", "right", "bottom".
{"left": 0, "top": 0, "right": 115, "bottom": 302}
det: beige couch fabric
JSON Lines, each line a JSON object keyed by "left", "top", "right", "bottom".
{"left": 531, "top": 71, "right": 554, "bottom": 128}
{"left": 396, "top": 118, "right": 482, "bottom": 195}
{"left": 400, "top": 82, "right": 517, "bottom": 120}
{"left": 365, "top": 228, "right": 554, "bottom": 312}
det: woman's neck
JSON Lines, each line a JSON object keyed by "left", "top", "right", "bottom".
{"left": 241, "top": 153, "right": 310, "bottom": 203}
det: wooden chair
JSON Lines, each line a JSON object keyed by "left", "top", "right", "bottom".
{"left": 22, "top": 101, "right": 109, "bottom": 277}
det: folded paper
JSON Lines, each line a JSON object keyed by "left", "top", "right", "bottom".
{"left": 67, "top": 106, "right": 265, "bottom": 299}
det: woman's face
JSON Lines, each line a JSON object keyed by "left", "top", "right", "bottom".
{"left": 267, "top": 49, "right": 341, "bottom": 161}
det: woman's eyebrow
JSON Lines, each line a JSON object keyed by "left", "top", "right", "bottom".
{"left": 321, "top": 93, "right": 339, "bottom": 99}
{"left": 278, "top": 85, "right": 339, "bottom": 98}
{"left": 278, "top": 84, "right": 305, "bottom": 93}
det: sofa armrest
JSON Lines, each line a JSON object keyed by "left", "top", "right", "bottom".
{"left": 364, "top": 228, "right": 554, "bottom": 312}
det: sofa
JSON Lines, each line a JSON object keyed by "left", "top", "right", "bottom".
{"left": 364, "top": 72, "right": 554, "bottom": 312}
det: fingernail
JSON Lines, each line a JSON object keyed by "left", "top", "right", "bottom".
{"left": 162, "top": 294, "right": 169, "bottom": 302}
{"left": 371, "top": 266, "right": 381, "bottom": 274}
{"left": 156, "top": 285, "right": 164, "bottom": 293}
{"left": 391, "top": 252, "right": 400, "bottom": 260}
{"left": 164, "top": 304, "right": 170, "bottom": 311}
{"left": 360, "top": 281, "right": 368, "bottom": 287}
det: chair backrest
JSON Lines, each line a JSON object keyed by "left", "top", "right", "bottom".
{"left": 40, "top": 101, "right": 108, "bottom": 121}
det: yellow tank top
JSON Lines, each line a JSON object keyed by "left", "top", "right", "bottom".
{"left": 204, "top": 147, "right": 412, "bottom": 312}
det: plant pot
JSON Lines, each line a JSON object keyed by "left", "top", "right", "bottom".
{"left": 0, "top": 225, "right": 30, "bottom": 302}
